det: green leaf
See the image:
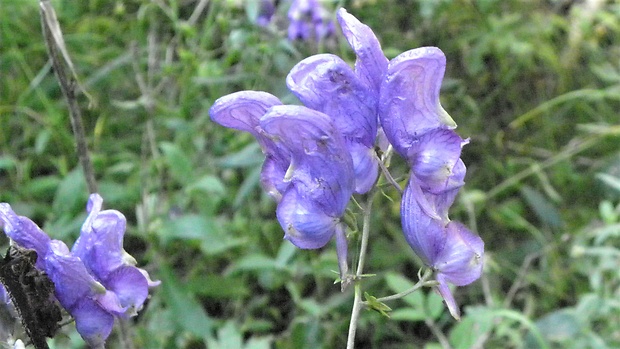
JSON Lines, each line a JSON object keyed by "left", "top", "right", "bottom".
{"left": 231, "top": 254, "right": 277, "bottom": 272}
{"left": 364, "top": 292, "right": 392, "bottom": 317}
{"left": 160, "top": 142, "right": 194, "bottom": 185}
{"left": 187, "top": 274, "right": 249, "bottom": 299}
{"left": 426, "top": 290, "right": 445, "bottom": 320}
{"left": 390, "top": 308, "right": 426, "bottom": 322}
{"left": 520, "top": 185, "right": 563, "bottom": 228}
{"left": 160, "top": 214, "right": 245, "bottom": 255}
{"left": 159, "top": 264, "right": 212, "bottom": 338}
{"left": 186, "top": 175, "right": 227, "bottom": 197}
{"left": 52, "top": 168, "right": 87, "bottom": 216}
{"left": 384, "top": 273, "right": 424, "bottom": 309}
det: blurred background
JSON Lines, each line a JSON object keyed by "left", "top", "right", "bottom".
{"left": 1, "top": 0, "right": 620, "bottom": 348}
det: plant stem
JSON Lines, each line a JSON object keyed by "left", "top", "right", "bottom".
{"left": 40, "top": 0, "right": 98, "bottom": 194}
{"left": 346, "top": 192, "right": 376, "bottom": 349}
{"left": 370, "top": 269, "right": 434, "bottom": 303}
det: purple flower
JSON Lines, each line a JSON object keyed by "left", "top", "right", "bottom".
{"left": 210, "top": 94, "right": 355, "bottom": 279}
{"left": 256, "top": 0, "right": 276, "bottom": 27}
{"left": 286, "top": 53, "right": 379, "bottom": 193}
{"left": 260, "top": 105, "right": 354, "bottom": 249}
{"left": 0, "top": 194, "right": 158, "bottom": 347}
{"left": 336, "top": 9, "right": 388, "bottom": 97}
{"left": 209, "top": 91, "right": 289, "bottom": 201}
{"left": 0, "top": 203, "right": 51, "bottom": 270}
{"left": 337, "top": 9, "right": 484, "bottom": 318}
{"left": 288, "top": 0, "right": 334, "bottom": 41}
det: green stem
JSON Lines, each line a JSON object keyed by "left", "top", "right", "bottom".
{"left": 345, "top": 191, "right": 376, "bottom": 349}
{"left": 369, "top": 269, "right": 435, "bottom": 303}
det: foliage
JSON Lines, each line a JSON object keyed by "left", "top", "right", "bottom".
{"left": 1, "top": 0, "right": 620, "bottom": 348}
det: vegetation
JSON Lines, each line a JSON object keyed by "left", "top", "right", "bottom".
{"left": 1, "top": 0, "right": 620, "bottom": 348}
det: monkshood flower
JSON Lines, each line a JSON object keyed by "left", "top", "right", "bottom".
{"left": 286, "top": 53, "right": 379, "bottom": 193}
{"left": 335, "top": 8, "right": 484, "bottom": 318}
{"left": 0, "top": 194, "right": 158, "bottom": 347}
{"left": 209, "top": 91, "right": 288, "bottom": 201}
{"left": 288, "top": 0, "right": 334, "bottom": 41}
{"left": 256, "top": 0, "right": 276, "bottom": 27}
{"left": 379, "top": 48, "right": 483, "bottom": 319}
{"left": 210, "top": 94, "right": 355, "bottom": 279}
{"left": 260, "top": 105, "right": 354, "bottom": 250}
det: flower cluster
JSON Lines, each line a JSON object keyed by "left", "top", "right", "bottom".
{"left": 0, "top": 194, "right": 158, "bottom": 348}
{"left": 211, "top": 8, "right": 483, "bottom": 318}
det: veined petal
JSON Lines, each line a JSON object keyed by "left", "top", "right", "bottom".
{"left": 260, "top": 105, "right": 354, "bottom": 216}
{"left": 260, "top": 155, "right": 290, "bottom": 202}
{"left": 277, "top": 187, "right": 339, "bottom": 249}
{"left": 401, "top": 181, "right": 446, "bottom": 265}
{"left": 348, "top": 141, "right": 379, "bottom": 194}
{"left": 209, "top": 91, "right": 290, "bottom": 198}
{"left": 337, "top": 8, "right": 388, "bottom": 93}
{"left": 286, "top": 54, "right": 377, "bottom": 147}
{"left": 72, "top": 194, "right": 103, "bottom": 263}
{"left": 209, "top": 91, "right": 282, "bottom": 138}
{"left": 103, "top": 266, "right": 149, "bottom": 317}
{"left": 71, "top": 299, "right": 115, "bottom": 349}
{"left": 0, "top": 203, "right": 51, "bottom": 269}
{"left": 379, "top": 47, "right": 457, "bottom": 158}
{"left": 434, "top": 221, "right": 484, "bottom": 286}
{"left": 409, "top": 129, "right": 464, "bottom": 193}
{"left": 74, "top": 210, "right": 127, "bottom": 281}
{"left": 45, "top": 240, "right": 107, "bottom": 311}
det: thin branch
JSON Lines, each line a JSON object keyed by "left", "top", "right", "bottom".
{"left": 39, "top": 0, "right": 98, "bottom": 194}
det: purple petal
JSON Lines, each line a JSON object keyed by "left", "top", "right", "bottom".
{"left": 379, "top": 47, "right": 457, "bottom": 158}
{"left": 401, "top": 181, "right": 446, "bottom": 264}
{"left": 0, "top": 203, "right": 50, "bottom": 269}
{"left": 260, "top": 156, "right": 290, "bottom": 202}
{"left": 286, "top": 54, "right": 377, "bottom": 147}
{"left": 74, "top": 210, "right": 127, "bottom": 281}
{"left": 334, "top": 223, "right": 349, "bottom": 282}
{"left": 435, "top": 273, "right": 461, "bottom": 320}
{"left": 71, "top": 299, "right": 115, "bottom": 349}
{"left": 256, "top": 0, "right": 275, "bottom": 27}
{"left": 209, "top": 91, "right": 290, "bottom": 198}
{"left": 209, "top": 91, "right": 282, "bottom": 138}
{"left": 408, "top": 129, "right": 465, "bottom": 193}
{"left": 337, "top": 8, "right": 388, "bottom": 93}
{"left": 434, "top": 221, "right": 484, "bottom": 286}
{"left": 277, "top": 187, "right": 339, "bottom": 249}
{"left": 348, "top": 141, "right": 379, "bottom": 194}
{"left": 45, "top": 240, "right": 106, "bottom": 311}
{"left": 260, "top": 105, "right": 354, "bottom": 216}
{"left": 103, "top": 266, "right": 149, "bottom": 317}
